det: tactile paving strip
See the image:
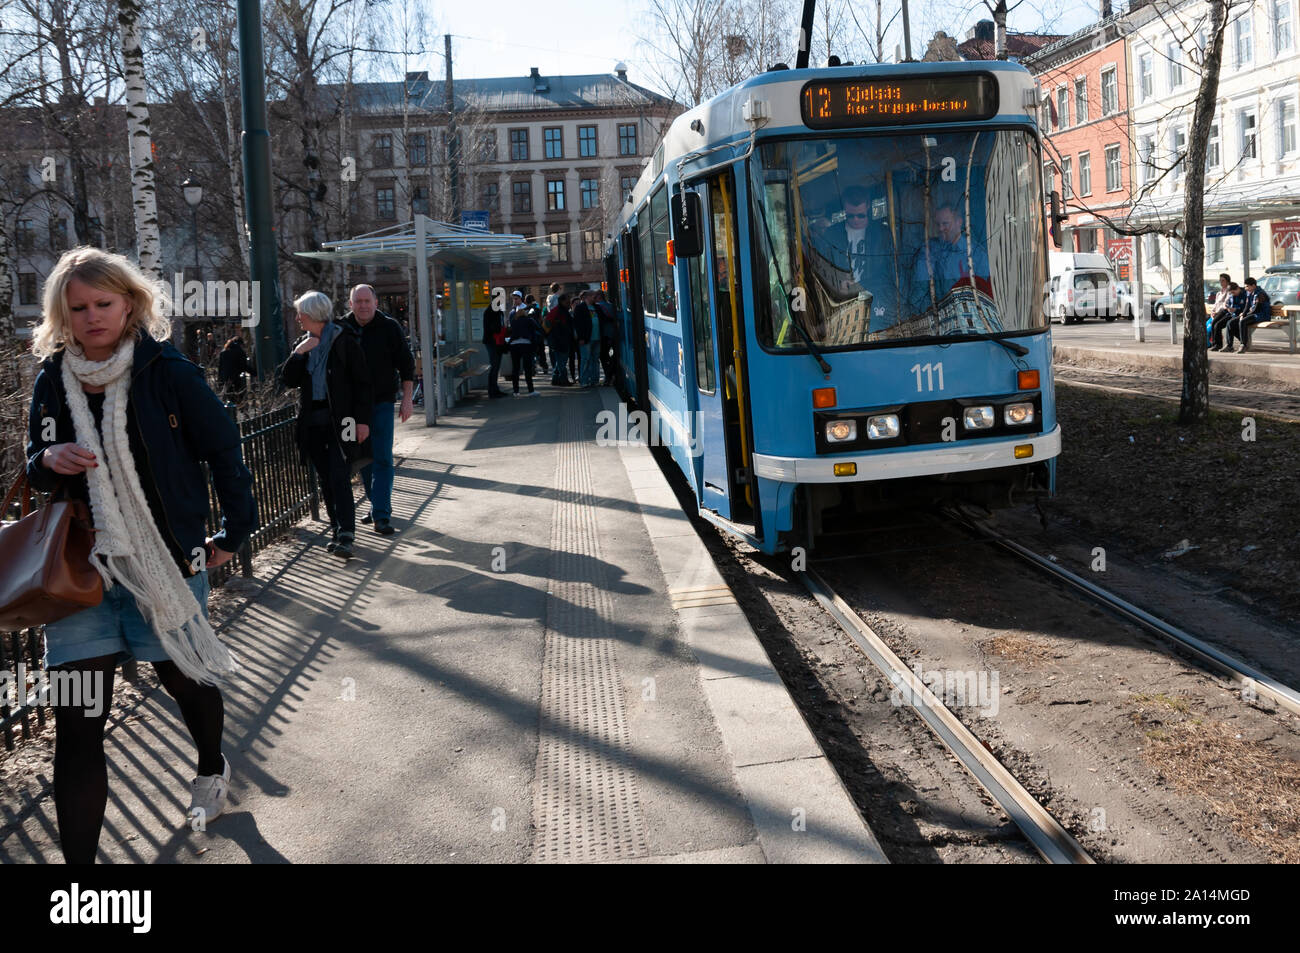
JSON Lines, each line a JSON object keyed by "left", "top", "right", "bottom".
{"left": 532, "top": 404, "right": 649, "bottom": 862}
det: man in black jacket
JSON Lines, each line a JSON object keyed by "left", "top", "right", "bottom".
{"left": 339, "top": 284, "right": 414, "bottom": 535}
{"left": 1227, "top": 277, "right": 1271, "bottom": 353}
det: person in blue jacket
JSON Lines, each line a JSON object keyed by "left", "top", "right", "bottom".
{"left": 25, "top": 247, "right": 257, "bottom": 863}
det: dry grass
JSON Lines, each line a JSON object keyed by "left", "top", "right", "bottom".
{"left": 1129, "top": 696, "right": 1300, "bottom": 862}
{"left": 982, "top": 633, "right": 1053, "bottom": 664}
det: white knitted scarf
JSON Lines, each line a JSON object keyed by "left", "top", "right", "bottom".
{"left": 61, "top": 339, "right": 238, "bottom": 685}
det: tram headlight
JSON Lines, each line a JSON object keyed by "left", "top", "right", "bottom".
{"left": 825, "top": 420, "right": 858, "bottom": 443}
{"left": 866, "top": 414, "right": 900, "bottom": 439}
{"left": 1004, "top": 402, "right": 1035, "bottom": 426}
{"left": 963, "top": 405, "right": 995, "bottom": 430}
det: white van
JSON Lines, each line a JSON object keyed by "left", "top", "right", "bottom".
{"left": 1048, "top": 252, "right": 1120, "bottom": 324}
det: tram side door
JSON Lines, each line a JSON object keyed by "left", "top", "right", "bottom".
{"left": 624, "top": 229, "right": 650, "bottom": 412}
{"left": 688, "top": 184, "right": 731, "bottom": 519}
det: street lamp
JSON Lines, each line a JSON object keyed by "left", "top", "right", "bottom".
{"left": 181, "top": 172, "right": 202, "bottom": 276}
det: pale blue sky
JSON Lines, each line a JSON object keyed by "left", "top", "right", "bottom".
{"left": 423, "top": 1, "right": 1102, "bottom": 93}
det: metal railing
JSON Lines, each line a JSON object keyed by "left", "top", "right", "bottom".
{"left": 2, "top": 404, "right": 318, "bottom": 750}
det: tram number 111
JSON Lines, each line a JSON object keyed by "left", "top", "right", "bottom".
{"left": 910, "top": 362, "right": 945, "bottom": 392}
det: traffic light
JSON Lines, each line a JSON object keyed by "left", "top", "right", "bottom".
{"left": 1049, "top": 190, "right": 1068, "bottom": 249}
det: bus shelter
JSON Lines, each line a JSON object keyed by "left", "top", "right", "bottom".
{"left": 295, "top": 215, "right": 550, "bottom": 424}
{"left": 1121, "top": 176, "right": 1300, "bottom": 344}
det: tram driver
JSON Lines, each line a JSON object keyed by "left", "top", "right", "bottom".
{"left": 813, "top": 185, "right": 904, "bottom": 333}
{"left": 911, "top": 203, "right": 991, "bottom": 312}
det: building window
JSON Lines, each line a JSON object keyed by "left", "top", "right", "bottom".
{"left": 18, "top": 272, "right": 37, "bottom": 305}
{"left": 1207, "top": 123, "right": 1221, "bottom": 169}
{"left": 1100, "top": 66, "right": 1118, "bottom": 115}
{"left": 1207, "top": 235, "right": 1224, "bottom": 262}
{"left": 1105, "top": 144, "right": 1122, "bottom": 191}
{"left": 1167, "top": 42, "right": 1183, "bottom": 88}
{"left": 1277, "top": 0, "right": 1295, "bottom": 53}
{"left": 1138, "top": 53, "right": 1153, "bottom": 101}
{"left": 1145, "top": 233, "right": 1161, "bottom": 267}
{"left": 376, "top": 187, "right": 395, "bottom": 219}
{"left": 1234, "top": 15, "right": 1254, "bottom": 68}
{"left": 1044, "top": 162, "right": 1055, "bottom": 196}
{"left": 479, "top": 132, "right": 498, "bottom": 163}
{"left": 373, "top": 134, "right": 393, "bottom": 167}
{"left": 1056, "top": 86, "right": 1069, "bottom": 128}
{"left": 546, "top": 178, "right": 566, "bottom": 211}
{"left": 544, "top": 126, "right": 563, "bottom": 159}
{"left": 509, "top": 128, "right": 529, "bottom": 161}
{"left": 408, "top": 132, "right": 427, "bottom": 167}
{"left": 1173, "top": 126, "right": 1187, "bottom": 180}
{"left": 411, "top": 186, "right": 428, "bottom": 216}
{"left": 583, "top": 228, "right": 601, "bottom": 261}
{"left": 578, "top": 125, "right": 597, "bottom": 157}
{"left": 1139, "top": 135, "right": 1155, "bottom": 185}
{"left": 1061, "top": 156, "right": 1073, "bottom": 198}
{"left": 1074, "top": 77, "right": 1087, "bottom": 124}
{"left": 1279, "top": 97, "right": 1298, "bottom": 155}
{"left": 512, "top": 180, "right": 531, "bottom": 213}
{"left": 16, "top": 219, "right": 35, "bottom": 252}
{"left": 49, "top": 218, "right": 69, "bottom": 251}
{"left": 549, "top": 230, "right": 570, "bottom": 262}
{"left": 618, "top": 123, "right": 637, "bottom": 155}
{"left": 620, "top": 175, "right": 637, "bottom": 200}
{"left": 580, "top": 177, "right": 600, "bottom": 209}
{"left": 1240, "top": 108, "right": 1258, "bottom": 159}
{"left": 1078, "top": 151, "right": 1092, "bottom": 195}
{"left": 1249, "top": 222, "right": 1262, "bottom": 260}
{"left": 484, "top": 181, "right": 499, "bottom": 211}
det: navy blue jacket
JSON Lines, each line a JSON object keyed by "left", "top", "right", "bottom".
{"left": 1243, "top": 288, "right": 1272, "bottom": 323}
{"left": 26, "top": 334, "right": 258, "bottom": 572}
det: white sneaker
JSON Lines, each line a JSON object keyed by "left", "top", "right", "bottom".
{"left": 187, "top": 756, "right": 231, "bottom": 827}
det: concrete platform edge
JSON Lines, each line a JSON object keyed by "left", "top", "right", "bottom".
{"left": 599, "top": 389, "right": 888, "bottom": 864}
{"left": 1054, "top": 343, "right": 1300, "bottom": 388}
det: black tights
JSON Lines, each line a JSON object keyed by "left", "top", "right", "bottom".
{"left": 52, "top": 654, "right": 224, "bottom": 864}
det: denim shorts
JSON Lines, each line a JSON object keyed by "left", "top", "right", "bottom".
{"left": 44, "top": 572, "right": 210, "bottom": 668}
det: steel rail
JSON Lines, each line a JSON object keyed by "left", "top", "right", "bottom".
{"left": 947, "top": 513, "right": 1300, "bottom": 718}
{"left": 800, "top": 569, "right": 1094, "bottom": 865}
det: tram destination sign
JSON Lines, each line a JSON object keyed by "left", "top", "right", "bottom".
{"left": 801, "top": 74, "right": 999, "bottom": 128}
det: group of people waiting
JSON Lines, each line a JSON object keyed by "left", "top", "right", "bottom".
{"left": 1208, "top": 273, "right": 1272, "bottom": 353}
{"left": 480, "top": 283, "right": 618, "bottom": 396}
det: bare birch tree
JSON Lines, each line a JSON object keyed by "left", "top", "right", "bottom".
{"left": 117, "top": 0, "right": 162, "bottom": 282}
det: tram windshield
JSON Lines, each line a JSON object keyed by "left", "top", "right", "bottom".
{"left": 749, "top": 130, "right": 1048, "bottom": 351}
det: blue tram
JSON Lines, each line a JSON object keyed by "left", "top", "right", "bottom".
{"left": 604, "top": 61, "right": 1060, "bottom": 555}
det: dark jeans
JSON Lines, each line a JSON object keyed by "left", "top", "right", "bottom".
{"left": 487, "top": 343, "right": 504, "bottom": 395}
{"left": 1210, "top": 312, "right": 1234, "bottom": 348}
{"left": 510, "top": 343, "right": 535, "bottom": 392}
{"left": 551, "top": 347, "right": 570, "bottom": 384}
{"left": 359, "top": 404, "right": 395, "bottom": 523}
{"left": 599, "top": 336, "right": 615, "bottom": 383}
{"left": 535, "top": 341, "right": 549, "bottom": 373}
{"left": 1226, "top": 315, "right": 1258, "bottom": 348}
{"left": 307, "top": 423, "right": 355, "bottom": 539}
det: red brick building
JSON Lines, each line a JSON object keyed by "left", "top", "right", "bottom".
{"left": 1023, "top": 16, "right": 1134, "bottom": 261}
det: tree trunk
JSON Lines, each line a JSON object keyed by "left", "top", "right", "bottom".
{"left": 118, "top": 0, "right": 164, "bottom": 284}
{"left": 994, "top": 0, "right": 1008, "bottom": 60}
{"left": 1177, "top": 0, "right": 1229, "bottom": 426}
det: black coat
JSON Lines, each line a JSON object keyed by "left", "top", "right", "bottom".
{"left": 482, "top": 306, "right": 504, "bottom": 346}
{"left": 280, "top": 323, "right": 373, "bottom": 470}
{"left": 26, "top": 333, "right": 258, "bottom": 570}
{"left": 571, "top": 301, "right": 593, "bottom": 343}
{"left": 217, "top": 342, "right": 257, "bottom": 394}
{"left": 339, "top": 309, "right": 415, "bottom": 403}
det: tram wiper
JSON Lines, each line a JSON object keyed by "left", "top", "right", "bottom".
{"left": 992, "top": 337, "right": 1029, "bottom": 357}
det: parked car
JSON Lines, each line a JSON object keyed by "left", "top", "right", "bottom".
{"left": 1259, "top": 263, "right": 1300, "bottom": 311}
{"left": 1115, "top": 280, "right": 1162, "bottom": 320}
{"left": 1151, "top": 280, "right": 1218, "bottom": 321}
{"left": 1048, "top": 252, "right": 1120, "bottom": 323}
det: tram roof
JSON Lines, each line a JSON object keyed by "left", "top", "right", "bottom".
{"left": 295, "top": 218, "right": 551, "bottom": 269}
{"left": 616, "top": 61, "right": 1039, "bottom": 228}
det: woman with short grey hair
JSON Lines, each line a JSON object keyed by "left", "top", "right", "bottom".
{"left": 281, "top": 291, "right": 373, "bottom": 559}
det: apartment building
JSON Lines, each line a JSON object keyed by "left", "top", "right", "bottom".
{"left": 1126, "top": 0, "right": 1300, "bottom": 288}
{"left": 344, "top": 66, "right": 682, "bottom": 308}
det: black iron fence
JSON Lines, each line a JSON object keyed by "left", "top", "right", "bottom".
{"left": 2, "top": 404, "right": 317, "bottom": 750}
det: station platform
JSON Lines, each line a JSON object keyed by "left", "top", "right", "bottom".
{"left": 0, "top": 381, "right": 883, "bottom": 864}
{"left": 1053, "top": 321, "right": 1300, "bottom": 389}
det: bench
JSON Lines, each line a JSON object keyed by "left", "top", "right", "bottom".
{"left": 1169, "top": 303, "right": 1299, "bottom": 353}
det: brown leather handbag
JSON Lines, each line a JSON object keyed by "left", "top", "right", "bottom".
{"left": 0, "top": 472, "right": 103, "bottom": 630}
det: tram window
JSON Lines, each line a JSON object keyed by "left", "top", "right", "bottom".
{"left": 688, "top": 231, "right": 715, "bottom": 393}
{"left": 650, "top": 185, "right": 677, "bottom": 320}
{"left": 748, "top": 131, "right": 1048, "bottom": 351}
{"left": 637, "top": 213, "right": 656, "bottom": 316}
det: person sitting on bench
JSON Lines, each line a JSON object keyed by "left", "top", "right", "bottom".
{"left": 1225, "top": 277, "right": 1271, "bottom": 354}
